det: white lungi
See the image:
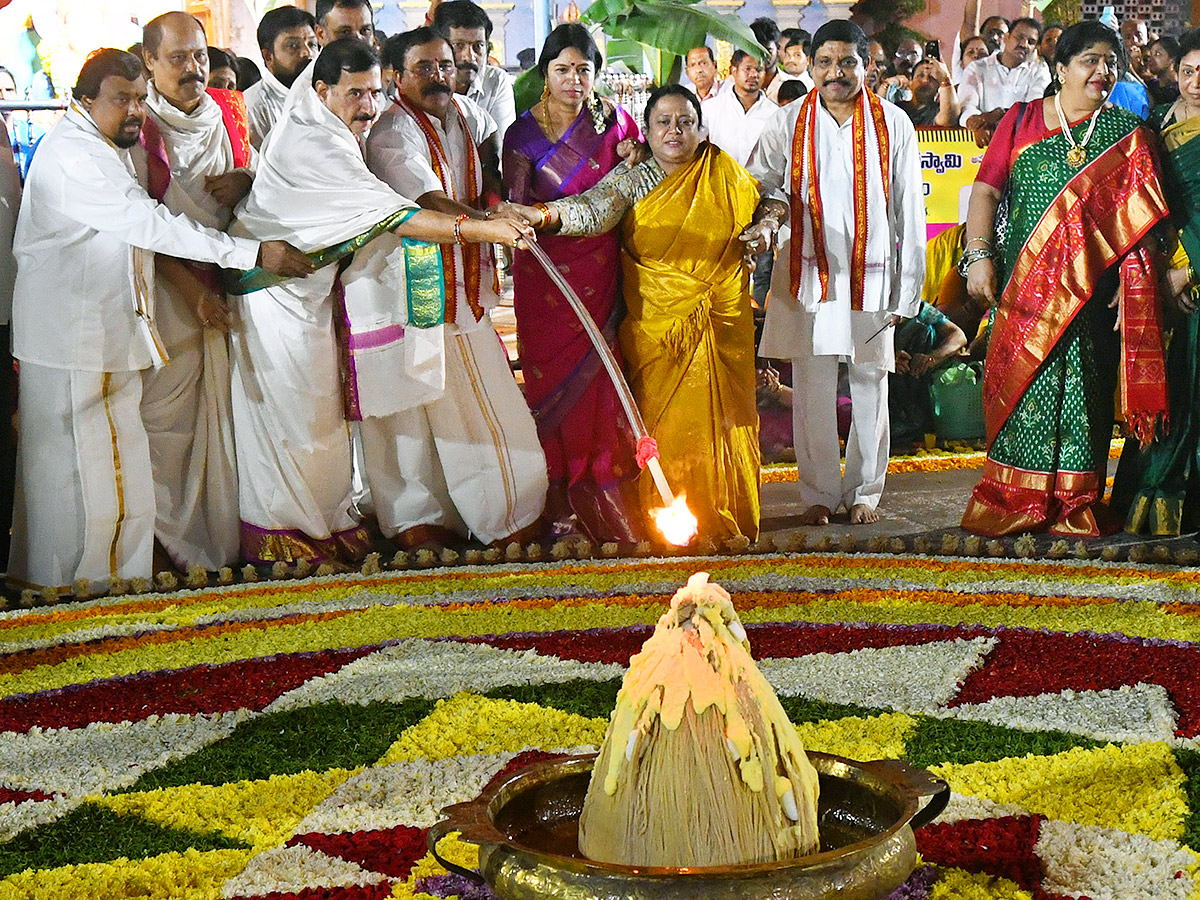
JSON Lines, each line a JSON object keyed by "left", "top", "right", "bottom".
{"left": 360, "top": 324, "right": 547, "bottom": 544}
{"left": 230, "top": 272, "right": 358, "bottom": 555}
{"left": 9, "top": 364, "right": 155, "bottom": 589}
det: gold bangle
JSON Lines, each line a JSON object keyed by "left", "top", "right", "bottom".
{"left": 533, "top": 202, "right": 553, "bottom": 230}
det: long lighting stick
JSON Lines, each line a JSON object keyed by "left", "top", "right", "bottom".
{"left": 524, "top": 238, "right": 691, "bottom": 537}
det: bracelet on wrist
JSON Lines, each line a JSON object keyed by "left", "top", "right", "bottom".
{"left": 532, "top": 202, "right": 553, "bottom": 230}
{"left": 966, "top": 236, "right": 991, "bottom": 247}
{"left": 453, "top": 213, "right": 469, "bottom": 245}
{"left": 956, "top": 247, "right": 996, "bottom": 277}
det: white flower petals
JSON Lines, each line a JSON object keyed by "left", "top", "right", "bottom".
{"left": 758, "top": 637, "right": 996, "bottom": 714}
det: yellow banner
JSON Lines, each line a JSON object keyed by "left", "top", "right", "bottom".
{"left": 917, "top": 127, "right": 984, "bottom": 241}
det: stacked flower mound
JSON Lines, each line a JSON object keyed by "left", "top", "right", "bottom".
{"left": 0, "top": 554, "right": 1195, "bottom": 899}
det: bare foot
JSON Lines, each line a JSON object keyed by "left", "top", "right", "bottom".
{"left": 800, "top": 505, "right": 831, "bottom": 525}
{"left": 849, "top": 504, "right": 880, "bottom": 524}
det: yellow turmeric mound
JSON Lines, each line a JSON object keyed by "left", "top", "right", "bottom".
{"left": 578, "top": 572, "right": 820, "bottom": 867}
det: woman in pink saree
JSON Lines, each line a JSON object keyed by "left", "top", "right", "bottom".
{"left": 502, "top": 24, "right": 642, "bottom": 543}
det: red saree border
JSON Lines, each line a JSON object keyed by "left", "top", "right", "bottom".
{"left": 984, "top": 126, "right": 1167, "bottom": 444}
{"left": 961, "top": 459, "right": 1104, "bottom": 537}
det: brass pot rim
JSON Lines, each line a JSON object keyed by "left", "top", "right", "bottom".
{"left": 433, "top": 750, "right": 948, "bottom": 879}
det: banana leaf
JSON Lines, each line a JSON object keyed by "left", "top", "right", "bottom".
{"left": 598, "top": 1, "right": 764, "bottom": 60}
{"left": 512, "top": 67, "right": 545, "bottom": 115}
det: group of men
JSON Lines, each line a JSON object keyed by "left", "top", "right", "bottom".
{"left": 4, "top": 0, "right": 544, "bottom": 592}
{"left": 3, "top": 0, "right": 965, "bottom": 587}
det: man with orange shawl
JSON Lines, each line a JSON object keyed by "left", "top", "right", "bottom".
{"left": 746, "top": 20, "right": 926, "bottom": 527}
{"left": 510, "top": 84, "right": 762, "bottom": 542}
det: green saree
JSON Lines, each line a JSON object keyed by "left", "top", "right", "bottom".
{"left": 962, "top": 103, "right": 1169, "bottom": 536}
{"left": 1124, "top": 104, "right": 1200, "bottom": 535}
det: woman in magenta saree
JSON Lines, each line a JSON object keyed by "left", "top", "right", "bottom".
{"left": 502, "top": 24, "right": 642, "bottom": 542}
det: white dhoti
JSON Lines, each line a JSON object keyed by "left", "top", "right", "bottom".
{"left": 9, "top": 364, "right": 155, "bottom": 590}
{"left": 141, "top": 308, "right": 240, "bottom": 570}
{"left": 230, "top": 275, "right": 367, "bottom": 563}
{"left": 784, "top": 308, "right": 890, "bottom": 513}
{"left": 360, "top": 324, "right": 547, "bottom": 545}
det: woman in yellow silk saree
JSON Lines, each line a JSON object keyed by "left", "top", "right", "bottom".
{"left": 508, "top": 85, "right": 762, "bottom": 541}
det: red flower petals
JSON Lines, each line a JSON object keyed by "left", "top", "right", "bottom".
{"left": 951, "top": 631, "right": 1200, "bottom": 737}
{"left": 224, "top": 884, "right": 395, "bottom": 900}
{"left": 0, "top": 646, "right": 379, "bottom": 734}
{"left": 288, "top": 825, "right": 428, "bottom": 880}
{"left": 917, "top": 815, "right": 1045, "bottom": 891}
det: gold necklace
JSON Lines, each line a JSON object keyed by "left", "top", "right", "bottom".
{"left": 1054, "top": 92, "right": 1102, "bottom": 168}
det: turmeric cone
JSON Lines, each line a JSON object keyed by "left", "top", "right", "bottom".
{"left": 579, "top": 572, "right": 820, "bottom": 867}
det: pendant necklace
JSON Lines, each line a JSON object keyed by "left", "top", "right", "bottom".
{"left": 1054, "top": 92, "right": 1101, "bottom": 167}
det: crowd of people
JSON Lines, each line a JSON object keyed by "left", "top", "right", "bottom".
{"left": 1, "top": 0, "right": 1199, "bottom": 594}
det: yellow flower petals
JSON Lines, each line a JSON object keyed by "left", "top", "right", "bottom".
{"left": 93, "top": 769, "right": 356, "bottom": 851}
{"left": 0, "top": 849, "right": 251, "bottom": 900}
{"left": 929, "top": 867, "right": 1035, "bottom": 899}
{"left": 379, "top": 693, "right": 608, "bottom": 765}
{"left": 793, "top": 713, "right": 917, "bottom": 761}
{"left": 933, "top": 741, "right": 1187, "bottom": 841}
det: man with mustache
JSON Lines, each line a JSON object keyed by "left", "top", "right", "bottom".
{"left": 7, "top": 48, "right": 311, "bottom": 592}
{"left": 316, "top": 0, "right": 375, "bottom": 47}
{"left": 229, "top": 38, "right": 540, "bottom": 563}
{"left": 140, "top": 11, "right": 258, "bottom": 574}
{"left": 361, "top": 26, "right": 546, "bottom": 552}
{"left": 959, "top": 17, "right": 1049, "bottom": 145}
{"left": 433, "top": 1, "right": 515, "bottom": 143}
{"left": 742, "top": 20, "right": 925, "bottom": 527}
{"left": 245, "top": 5, "right": 319, "bottom": 149}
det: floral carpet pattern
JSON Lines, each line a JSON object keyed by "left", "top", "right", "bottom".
{"left": 0, "top": 553, "right": 1198, "bottom": 899}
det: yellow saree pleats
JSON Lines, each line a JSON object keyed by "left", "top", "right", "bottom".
{"left": 618, "top": 144, "right": 762, "bottom": 540}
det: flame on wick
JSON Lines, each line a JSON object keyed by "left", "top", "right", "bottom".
{"left": 652, "top": 494, "right": 698, "bottom": 546}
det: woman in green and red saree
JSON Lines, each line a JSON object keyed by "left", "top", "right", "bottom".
{"left": 1121, "top": 29, "right": 1200, "bottom": 535}
{"left": 961, "top": 21, "right": 1170, "bottom": 537}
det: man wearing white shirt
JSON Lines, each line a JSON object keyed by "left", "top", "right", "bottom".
{"left": 245, "top": 5, "right": 318, "bottom": 149}
{"left": 8, "top": 49, "right": 311, "bottom": 592}
{"left": 685, "top": 46, "right": 724, "bottom": 101}
{"left": 364, "top": 27, "right": 546, "bottom": 549}
{"left": 780, "top": 28, "right": 815, "bottom": 92}
{"left": 958, "top": 17, "right": 1048, "bottom": 142}
{"left": 141, "top": 11, "right": 260, "bottom": 573}
{"left": 703, "top": 49, "right": 778, "bottom": 167}
{"left": 434, "top": 0, "right": 516, "bottom": 144}
{"left": 743, "top": 20, "right": 925, "bottom": 526}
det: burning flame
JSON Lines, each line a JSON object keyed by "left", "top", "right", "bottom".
{"left": 652, "top": 494, "right": 698, "bottom": 546}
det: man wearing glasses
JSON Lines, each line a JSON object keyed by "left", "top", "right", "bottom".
{"left": 362, "top": 27, "right": 546, "bottom": 553}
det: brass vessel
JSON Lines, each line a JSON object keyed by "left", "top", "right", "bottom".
{"left": 428, "top": 751, "right": 949, "bottom": 899}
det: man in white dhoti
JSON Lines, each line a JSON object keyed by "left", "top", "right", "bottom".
{"left": 140, "top": 12, "right": 258, "bottom": 572}
{"left": 230, "top": 38, "right": 536, "bottom": 564}
{"left": 245, "top": 5, "right": 319, "bottom": 149}
{"left": 744, "top": 20, "right": 925, "bottom": 525}
{"left": 363, "top": 27, "right": 546, "bottom": 551}
{"left": 8, "top": 49, "right": 312, "bottom": 591}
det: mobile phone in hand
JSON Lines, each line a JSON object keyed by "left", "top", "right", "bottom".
{"left": 925, "top": 39, "right": 940, "bottom": 60}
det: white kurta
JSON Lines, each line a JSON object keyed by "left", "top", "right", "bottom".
{"left": 702, "top": 90, "right": 779, "bottom": 168}
{"left": 142, "top": 85, "right": 255, "bottom": 570}
{"left": 465, "top": 64, "right": 515, "bottom": 145}
{"left": 362, "top": 98, "right": 547, "bottom": 544}
{"left": 9, "top": 105, "right": 258, "bottom": 589}
{"left": 229, "top": 74, "right": 416, "bottom": 562}
{"left": 958, "top": 52, "right": 1051, "bottom": 124}
{"left": 244, "top": 68, "right": 289, "bottom": 150}
{"left": 750, "top": 95, "right": 925, "bottom": 513}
